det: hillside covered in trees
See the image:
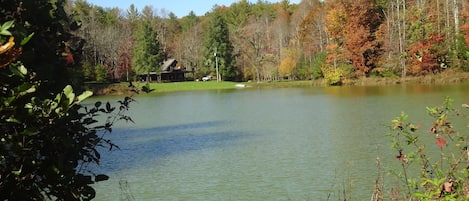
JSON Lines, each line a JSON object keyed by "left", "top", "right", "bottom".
{"left": 68, "top": 0, "right": 469, "bottom": 85}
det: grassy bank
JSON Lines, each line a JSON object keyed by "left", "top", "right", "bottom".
{"left": 86, "top": 81, "right": 247, "bottom": 95}
{"left": 86, "top": 71, "right": 469, "bottom": 96}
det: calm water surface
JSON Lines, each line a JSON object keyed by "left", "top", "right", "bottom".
{"left": 91, "top": 84, "right": 469, "bottom": 200}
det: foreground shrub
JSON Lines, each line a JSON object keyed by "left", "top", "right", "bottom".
{"left": 385, "top": 97, "right": 469, "bottom": 200}
{"left": 0, "top": 21, "right": 134, "bottom": 200}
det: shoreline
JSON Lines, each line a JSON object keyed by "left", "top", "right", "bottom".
{"left": 86, "top": 71, "right": 469, "bottom": 96}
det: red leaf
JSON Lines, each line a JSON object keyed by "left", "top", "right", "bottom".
{"left": 65, "top": 52, "right": 74, "bottom": 65}
{"left": 435, "top": 137, "right": 447, "bottom": 149}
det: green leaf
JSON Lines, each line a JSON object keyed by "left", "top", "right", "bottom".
{"left": 63, "top": 85, "right": 73, "bottom": 96}
{"left": 20, "top": 33, "right": 34, "bottom": 46}
{"left": 24, "top": 86, "right": 36, "bottom": 94}
{"left": 50, "top": 101, "right": 59, "bottom": 111}
{"left": 63, "top": 85, "right": 75, "bottom": 105}
{"left": 24, "top": 103, "right": 33, "bottom": 109}
{"left": 0, "top": 29, "right": 11, "bottom": 36}
{"left": 18, "top": 86, "right": 36, "bottom": 97}
{"left": 76, "top": 91, "right": 93, "bottom": 104}
{"left": 3, "top": 96, "right": 15, "bottom": 106}
{"left": 0, "top": 20, "right": 14, "bottom": 36}
{"left": 11, "top": 167, "right": 22, "bottom": 175}
{"left": 18, "top": 64, "right": 27, "bottom": 75}
{"left": 1, "top": 20, "right": 14, "bottom": 30}
{"left": 400, "top": 114, "right": 408, "bottom": 121}
{"left": 6, "top": 117, "right": 21, "bottom": 124}
{"left": 55, "top": 93, "right": 62, "bottom": 103}
{"left": 9, "top": 65, "right": 26, "bottom": 78}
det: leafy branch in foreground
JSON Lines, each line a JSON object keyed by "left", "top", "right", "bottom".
{"left": 0, "top": 20, "right": 134, "bottom": 200}
{"left": 386, "top": 97, "right": 469, "bottom": 200}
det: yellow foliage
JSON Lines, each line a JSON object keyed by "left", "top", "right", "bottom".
{"left": 278, "top": 56, "right": 297, "bottom": 77}
{"left": 321, "top": 65, "right": 344, "bottom": 85}
{"left": 278, "top": 48, "right": 299, "bottom": 77}
{"left": 325, "top": 6, "right": 347, "bottom": 42}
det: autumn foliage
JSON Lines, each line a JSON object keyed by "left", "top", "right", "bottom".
{"left": 407, "top": 35, "right": 446, "bottom": 76}
{"left": 278, "top": 48, "right": 298, "bottom": 78}
{"left": 324, "top": 0, "right": 384, "bottom": 76}
{"left": 65, "top": 0, "right": 469, "bottom": 84}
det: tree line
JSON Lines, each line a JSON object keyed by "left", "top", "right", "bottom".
{"left": 67, "top": 0, "right": 469, "bottom": 84}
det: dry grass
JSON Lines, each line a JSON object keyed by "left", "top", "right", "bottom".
{"left": 344, "top": 70, "right": 469, "bottom": 86}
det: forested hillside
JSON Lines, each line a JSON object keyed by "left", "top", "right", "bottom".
{"left": 68, "top": 0, "right": 469, "bottom": 84}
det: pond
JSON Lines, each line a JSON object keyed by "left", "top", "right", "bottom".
{"left": 91, "top": 83, "right": 469, "bottom": 200}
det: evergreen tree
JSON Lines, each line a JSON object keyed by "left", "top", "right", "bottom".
{"left": 203, "top": 12, "right": 237, "bottom": 81}
{"left": 132, "top": 19, "right": 165, "bottom": 82}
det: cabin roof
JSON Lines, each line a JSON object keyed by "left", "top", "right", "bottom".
{"left": 161, "top": 59, "right": 177, "bottom": 72}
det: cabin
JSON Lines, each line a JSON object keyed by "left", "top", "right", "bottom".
{"left": 137, "top": 59, "right": 186, "bottom": 82}
{"left": 160, "top": 59, "right": 185, "bottom": 82}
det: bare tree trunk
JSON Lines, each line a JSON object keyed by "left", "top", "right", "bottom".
{"left": 397, "top": 0, "right": 407, "bottom": 78}
{"left": 446, "top": 0, "right": 451, "bottom": 34}
{"left": 437, "top": 0, "right": 441, "bottom": 34}
{"left": 453, "top": 0, "right": 460, "bottom": 37}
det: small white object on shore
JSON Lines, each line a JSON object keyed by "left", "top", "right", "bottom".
{"left": 235, "top": 84, "right": 246, "bottom": 88}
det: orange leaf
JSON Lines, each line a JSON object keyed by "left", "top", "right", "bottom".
{"left": 435, "top": 137, "right": 447, "bottom": 149}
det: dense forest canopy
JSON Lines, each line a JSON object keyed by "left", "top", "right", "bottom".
{"left": 67, "top": 0, "right": 469, "bottom": 84}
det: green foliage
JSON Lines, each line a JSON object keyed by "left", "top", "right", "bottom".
{"left": 0, "top": 0, "right": 85, "bottom": 92}
{"left": 203, "top": 12, "right": 237, "bottom": 81}
{"left": 82, "top": 61, "right": 96, "bottom": 81}
{"left": 0, "top": 19, "right": 134, "bottom": 200}
{"left": 95, "top": 64, "right": 108, "bottom": 83}
{"left": 0, "top": 20, "right": 13, "bottom": 36}
{"left": 0, "top": 62, "right": 134, "bottom": 200}
{"left": 296, "top": 63, "right": 313, "bottom": 80}
{"left": 295, "top": 52, "right": 325, "bottom": 80}
{"left": 451, "top": 35, "right": 469, "bottom": 71}
{"left": 224, "top": 0, "right": 252, "bottom": 29}
{"left": 251, "top": 0, "right": 277, "bottom": 19}
{"left": 311, "top": 51, "right": 326, "bottom": 79}
{"left": 386, "top": 97, "right": 469, "bottom": 200}
{"left": 132, "top": 20, "right": 165, "bottom": 78}
{"left": 180, "top": 11, "right": 199, "bottom": 31}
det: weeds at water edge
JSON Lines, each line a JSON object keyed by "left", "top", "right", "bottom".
{"left": 378, "top": 97, "right": 469, "bottom": 200}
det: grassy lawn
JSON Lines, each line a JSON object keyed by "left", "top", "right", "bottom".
{"left": 141, "top": 80, "right": 328, "bottom": 93}
{"left": 87, "top": 81, "right": 252, "bottom": 95}
{"left": 88, "top": 80, "right": 324, "bottom": 95}
{"left": 143, "top": 81, "right": 244, "bottom": 93}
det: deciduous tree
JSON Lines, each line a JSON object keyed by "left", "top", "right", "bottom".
{"left": 343, "top": 0, "right": 384, "bottom": 76}
{"left": 278, "top": 48, "right": 298, "bottom": 78}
